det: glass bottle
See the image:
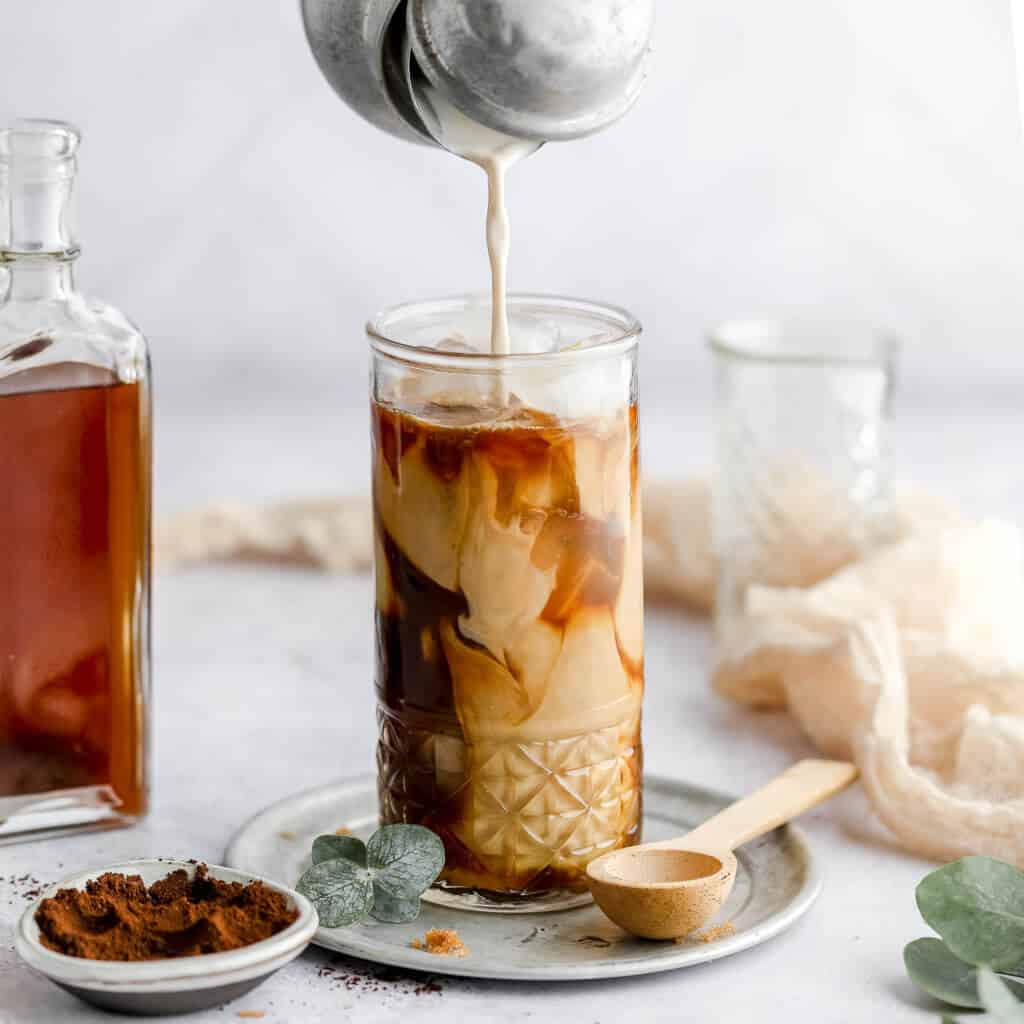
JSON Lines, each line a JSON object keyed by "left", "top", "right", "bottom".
{"left": 0, "top": 120, "right": 151, "bottom": 841}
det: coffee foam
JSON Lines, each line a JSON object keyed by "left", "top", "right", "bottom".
{"left": 378, "top": 382, "right": 632, "bottom": 435}
{"left": 379, "top": 306, "right": 634, "bottom": 422}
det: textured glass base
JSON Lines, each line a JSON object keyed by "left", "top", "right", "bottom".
{"left": 422, "top": 880, "right": 594, "bottom": 914}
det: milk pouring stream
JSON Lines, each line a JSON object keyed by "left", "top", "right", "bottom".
{"left": 419, "top": 84, "right": 536, "bottom": 358}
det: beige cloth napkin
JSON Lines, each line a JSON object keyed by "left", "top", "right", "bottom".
{"left": 158, "top": 482, "right": 1024, "bottom": 866}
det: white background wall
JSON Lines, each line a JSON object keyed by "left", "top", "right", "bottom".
{"left": 3, "top": 0, "right": 1024, "bottom": 510}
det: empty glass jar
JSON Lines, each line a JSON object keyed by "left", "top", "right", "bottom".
{"left": 708, "top": 319, "right": 899, "bottom": 650}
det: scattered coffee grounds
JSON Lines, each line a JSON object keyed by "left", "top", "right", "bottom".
{"left": 410, "top": 928, "right": 468, "bottom": 958}
{"left": 35, "top": 864, "right": 298, "bottom": 961}
{"left": 316, "top": 954, "right": 443, "bottom": 997}
{"left": 3, "top": 872, "right": 46, "bottom": 902}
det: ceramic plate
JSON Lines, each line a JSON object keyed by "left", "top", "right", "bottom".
{"left": 225, "top": 774, "right": 819, "bottom": 981}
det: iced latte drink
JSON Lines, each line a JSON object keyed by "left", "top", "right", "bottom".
{"left": 370, "top": 296, "right": 642, "bottom": 910}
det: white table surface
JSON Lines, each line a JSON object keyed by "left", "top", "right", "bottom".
{"left": 0, "top": 398, "right": 1016, "bottom": 1024}
{"left": 4, "top": 3, "right": 1024, "bottom": 1017}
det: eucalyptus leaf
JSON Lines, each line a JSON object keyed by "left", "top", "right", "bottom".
{"left": 917, "top": 858, "right": 1024, "bottom": 970}
{"left": 904, "top": 938, "right": 985, "bottom": 1009}
{"left": 312, "top": 833, "right": 367, "bottom": 866}
{"left": 298, "top": 823, "right": 445, "bottom": 930}
{"left": 371, "top": 887, "right": 423, "bottom": 924}
{"left": 297, "top": 857, "right": 374, "bottom": 928}
{"left": 367, "top": 824, "right": 445, "bottom": 897}
{"left": 978, "top": 967, "right": 1024, "bottom": 1023}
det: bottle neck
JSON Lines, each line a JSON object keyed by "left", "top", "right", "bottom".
{"left": 0, "top": 121, "right": 81, "bottom": 303}
{"left": 3, "top": 257, "right": 77, "bottom": 302}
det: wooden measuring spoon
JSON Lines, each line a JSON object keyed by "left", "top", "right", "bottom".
{"left": 586, "top": 759, "right": 858, "bottom": 939}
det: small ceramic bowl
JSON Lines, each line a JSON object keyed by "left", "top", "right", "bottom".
{"left": 16, "top": 859, "right": 317, "bottom": 1016}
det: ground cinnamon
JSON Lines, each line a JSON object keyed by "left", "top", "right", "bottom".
{"left": 35, "top": 864, "right": 298, "bottom": 961}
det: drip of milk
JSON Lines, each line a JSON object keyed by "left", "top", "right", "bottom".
{"left": 420, "top": 84, "right": 538, "bottom": 357}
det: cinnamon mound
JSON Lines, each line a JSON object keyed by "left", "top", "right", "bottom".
{"left": 35, "top": 864, "right": 298, "bottom": 961}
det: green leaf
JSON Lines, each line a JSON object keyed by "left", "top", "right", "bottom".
{"left": 904, "top": 938, "right": 984, "bottom": 1009}
{"left": 917, "top": 858, "right": 1024, "bottom": 970}
{"left": 978, "top": 967, "right": 1024, "bottom": 1023}
{"left": 297, "top": 857, "right": 374, "bottom": 928}
{"left": 311, "top": 833, "right": 366, "bottom": 866}
{"left": 366, "top": 824, "right": 445, "bottom": 897}
{"left": 298, "top": 823, "right": 445, "bottom": 931}
{"left": 371, "top": 887, "right": 423, "bottom": 924}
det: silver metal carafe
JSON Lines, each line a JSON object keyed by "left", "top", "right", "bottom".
{"left": 301, "top": 0, "right": 655, "bottom": 146}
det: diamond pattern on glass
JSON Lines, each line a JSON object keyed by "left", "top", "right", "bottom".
{"left": 377, "top": 706, "right": 640, "bottom": 890}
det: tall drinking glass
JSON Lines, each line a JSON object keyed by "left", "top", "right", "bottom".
{"left": 369, "top": 295, "right": 643, "bottom": 912}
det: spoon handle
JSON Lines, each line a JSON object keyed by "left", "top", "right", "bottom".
{"left": 673, "top": 759, "right": 858, "bottom": 853}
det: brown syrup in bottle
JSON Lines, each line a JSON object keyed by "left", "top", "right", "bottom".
{"left": 0, "top": 373, "right": 147, "bottom": 814}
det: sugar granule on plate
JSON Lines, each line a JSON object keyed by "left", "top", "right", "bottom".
{"left": 674, "top": 921, "right": 736, "bottom": 945}
{"left": 410, "top": 928, "right": 469, "bottom": 957}
{"left": 694, "top": 922, "right": 736, "bottom": 944}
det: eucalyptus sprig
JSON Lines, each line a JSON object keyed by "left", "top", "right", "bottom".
{"left": 297, "top": 825, "right": 445, "bottom": 928}
{"left": 904, "top": 856, "right": 1024, "bottom": 1021}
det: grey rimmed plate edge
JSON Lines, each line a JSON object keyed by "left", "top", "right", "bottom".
{"left": 225, "top": 773, "right": 822, "bottom": 982}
